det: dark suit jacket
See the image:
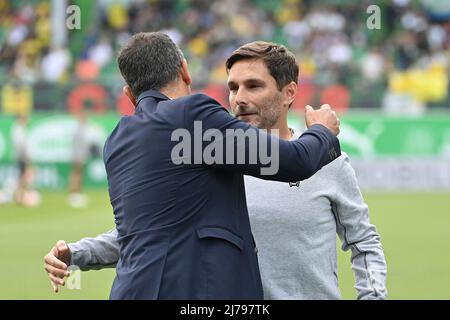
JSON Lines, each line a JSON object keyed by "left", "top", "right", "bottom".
{"left": 104, "top": 90, "right": 341, "bottom": 299}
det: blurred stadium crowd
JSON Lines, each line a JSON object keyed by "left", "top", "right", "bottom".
{"left": 0, "top": 0, "right": 449, "bottom": 114}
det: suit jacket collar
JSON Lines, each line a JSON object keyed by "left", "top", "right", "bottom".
{"left": 136, "top": 90, "right": 170, "bottom": 106}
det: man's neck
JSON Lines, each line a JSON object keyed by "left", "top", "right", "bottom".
{"left": 160, "top": 81, "right": 190, "bottom": 100}
{"left": 267, "top": 124, "right": 292, "bottom": 141}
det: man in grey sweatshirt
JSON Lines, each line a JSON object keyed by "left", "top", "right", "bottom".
{"left": 44, "top": 41, "right": 387, "bottom": 299}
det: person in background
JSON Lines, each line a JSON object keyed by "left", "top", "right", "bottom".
{"left": 68, "top": 111, "right": 89, "bottom": 208}
{"left": 11, "top": 114, "right": 40, "bottom": 207}
{"left": 12, "top": 114, "right": 30, "bottom": 204}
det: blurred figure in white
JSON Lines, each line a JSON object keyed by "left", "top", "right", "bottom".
{"left": 0, "top": 178, "right": 18, "bottom": 205}
{"left": 40, "top": 46, "right": 72, "bottom": 83}
{"left": 87, "top": 36, "right": 113, "bottom": 68}
{"left": 68, "top": 111, "right": 89, "bottom": 208}
{"left": 11, "top": 114, "right": 40, "bottom": 207}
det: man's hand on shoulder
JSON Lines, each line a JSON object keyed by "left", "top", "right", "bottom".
{"left": 305, "top": 104, "right": 340, "bottom": 136}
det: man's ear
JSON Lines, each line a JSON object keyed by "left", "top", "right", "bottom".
{"left": 180, "top": 59, "right": 192, "bottom": 87}
{"left": 282, "top": 81, "right": 298, "bottom": 108}
{"left": 123, "top": 85, "right": 137, "bottom": 107}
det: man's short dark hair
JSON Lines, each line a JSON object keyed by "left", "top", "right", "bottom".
{"left": 117, "top": 32, "right": 184, "bottom": 98}
{"left": 225, "top": 41, "right": 299, "bottom": 91}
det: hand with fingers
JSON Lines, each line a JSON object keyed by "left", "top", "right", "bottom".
{"left": 44, "top": 240, "right": 71, "bottom": 293}
{"left": 305, "top": 104, "right": 340, "bottom": 136}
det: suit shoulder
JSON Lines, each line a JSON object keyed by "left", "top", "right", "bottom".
{"left": 179, "top": 94, "right": 229, "bottom": 123}
{"left": 112, "top": 115, "right": 134, "bottom": 133}
{"left": 179, "top": 93, "right": 225, "bottom": 109}
{"left": 104, "top": 116, "right": 133, "bottom": 147}
{"left": 103, "top": 117, "right": 124, "bottom": 159}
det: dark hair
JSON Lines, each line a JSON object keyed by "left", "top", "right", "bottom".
{"left": 117, "top": 32, "right": 184, "bottom": 97}
{"left": 225, "top": 41, "right": 299, "bottom": 91}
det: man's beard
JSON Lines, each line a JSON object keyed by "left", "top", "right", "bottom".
{"left": 253, "top": 96, "right": 283, "bottom": 130}
{"left": 234, "top": 95, "right": 283, "bottom": 130}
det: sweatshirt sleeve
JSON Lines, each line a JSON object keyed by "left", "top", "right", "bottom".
{"left": 331, "top": 154, "right": 388, "bottom": 300}
{"left": 68, "top": 228, "right": 120, "bottom": 271}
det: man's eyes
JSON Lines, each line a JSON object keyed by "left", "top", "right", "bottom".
{"left": 228, "top": 84, "right": 263, "bottom": 91}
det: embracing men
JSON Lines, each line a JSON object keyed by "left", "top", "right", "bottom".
{"left": 45, "top": 32, "right": 386, "bottom": 299}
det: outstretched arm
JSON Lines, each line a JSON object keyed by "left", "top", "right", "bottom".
{"left": 68, "top": 228, "right": 120, "bottom": 271}
{"left": 44, "top": 228, "right": 119, "bottom": 293}
{"left": 184, "top": 95, "right": 341, "bottom": 182}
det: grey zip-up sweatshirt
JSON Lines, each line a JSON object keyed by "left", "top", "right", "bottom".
{"left": 69, "top": 130, "right": 387, "bottom": 299}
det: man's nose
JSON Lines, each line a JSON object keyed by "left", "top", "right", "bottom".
{"left": 235, "top": 88, "right": 249, "bottom": 107}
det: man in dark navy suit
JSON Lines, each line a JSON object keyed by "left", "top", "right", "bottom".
{"left": 102, "top": 32, "right": 341, "bottom": 299}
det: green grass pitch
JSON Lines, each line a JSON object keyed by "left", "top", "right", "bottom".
{"left": 0, "top": 190, "right": 449, "bottom": 299}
